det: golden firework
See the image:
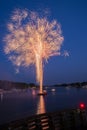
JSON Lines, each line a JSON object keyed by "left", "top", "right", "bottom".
{"left": 4, "top": 9, "right": 64, "bottom": 94}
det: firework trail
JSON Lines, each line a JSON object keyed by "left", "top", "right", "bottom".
{"left": 4, "top": 9, "right": 64, "bottom": 94}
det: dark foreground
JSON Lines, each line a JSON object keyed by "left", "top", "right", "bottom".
{"left": 0, "top": 108, "right": 87, "bottom": 130}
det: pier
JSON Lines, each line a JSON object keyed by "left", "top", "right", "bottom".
{"left": 0, "top": 108, "right": 87, "bottom": 130}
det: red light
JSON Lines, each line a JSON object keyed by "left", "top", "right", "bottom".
{"left": 80, "top": 103, "right": 85, "bottom": 109}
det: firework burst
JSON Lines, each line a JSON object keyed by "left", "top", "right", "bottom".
{"left": 4, "top": 9, "right": 64, "bottom": 94}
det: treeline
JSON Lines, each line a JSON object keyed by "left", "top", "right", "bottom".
{"left": 0, "top": 80, "right": 87, "bottom": 90}
{"left": 0, "top": 80, "right": 37, "bottom": 90}
{"left": 55, "top": 82, "right": 87, "bottom": 88}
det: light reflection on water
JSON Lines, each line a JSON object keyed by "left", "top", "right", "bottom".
{"left": 37, "top": 95, "right": 46, "bottom": 115}
{"left": 0, "top": 93, "right": 3, "bottom": 102}
{"left": 0, "top": 87, "right": 87, "bottom": 124}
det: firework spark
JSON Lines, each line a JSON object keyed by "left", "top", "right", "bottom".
{"left": 4, "top": 9, "right": 64, "bottom": 94}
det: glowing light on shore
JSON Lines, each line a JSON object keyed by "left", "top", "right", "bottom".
{"left": 80, "top": 103, "right": 85, "bottom": 109}
{"left": 4, "top": 9, "right": 64, "bottom": 94}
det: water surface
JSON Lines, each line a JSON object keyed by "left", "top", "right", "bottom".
{"left": 0, "top": 86, "right": 87, "bottom": 124}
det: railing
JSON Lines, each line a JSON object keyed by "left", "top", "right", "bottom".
{"left": 0, "top": 108, "right": 87, "bottom": 130}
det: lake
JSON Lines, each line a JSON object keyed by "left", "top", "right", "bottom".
{"left": 0, "top": 86, "right": 87, "bottom": 124}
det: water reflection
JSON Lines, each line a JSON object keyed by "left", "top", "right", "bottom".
{"left": 0, "top": 92, "right": 3, "bottom": 102}
{"left": 37, "top": 96, "right": 46, "bottom": 114}
{"left": 32, "top": 89, "right": 36, "bottom": 97}
{"left": 1, "top": 87, "right": 87, "bottom": 124}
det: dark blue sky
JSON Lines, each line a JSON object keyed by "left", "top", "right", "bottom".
{"left": 0, "top": 0, "right": 87, "bottom": 85}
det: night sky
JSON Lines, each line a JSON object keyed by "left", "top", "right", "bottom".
{"left": 0, "top": 0, "right": 87, "bottom": 85}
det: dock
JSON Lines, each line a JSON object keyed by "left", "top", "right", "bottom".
{"left": 0, "top": 108, "right": 87, "bottom": 130}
